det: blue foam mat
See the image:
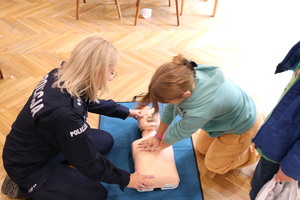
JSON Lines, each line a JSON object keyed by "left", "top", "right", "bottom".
{"left": 99, "top": 102, "right": 203, "bottom": 200}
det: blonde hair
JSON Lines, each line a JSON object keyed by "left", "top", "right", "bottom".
{"left": 140, "top": 54, "right": 195, "bottom": 114}
{"left": 53, "top": 35, "right": 119, "bottom": 102}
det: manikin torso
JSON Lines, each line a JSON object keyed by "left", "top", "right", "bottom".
{"left": 131, "top": 107, "right": 180, "bottom": 192}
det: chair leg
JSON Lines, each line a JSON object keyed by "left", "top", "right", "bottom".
{"left": 0, "top": 64, "right": 4, "bottom": 79}
{"left": 115, "top": 0, "right": 122, "bottom": 19}
{"left": 212, "top": 0, "right": 218, "bottom": 17}
{"left": 76, "top": 0, "right": 80, "bottom": 20}
{"left": 175, "top": 0, "right": 179, "bottom": 25}
{"left": 169, "top": 0, "right": 171, "bottom": 7}
{"left": 180, "top": 0, "right": 184, "bottom": 15}
{"left": 134, "top": 0, "right": 142, "bottom": 25}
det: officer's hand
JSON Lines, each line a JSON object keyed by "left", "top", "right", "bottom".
{"left": 128, "top": 109, "right": 144, "bottom": 120}
{"left": 127, "top": 171, "right": 154, "bottom": 190}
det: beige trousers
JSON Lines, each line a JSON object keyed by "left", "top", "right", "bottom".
{"left": 195, "top": 112, "right": 265, "bottom": 174}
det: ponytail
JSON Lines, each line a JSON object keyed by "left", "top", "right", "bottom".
{"left": 139, "top": 54, "right": 196, "bottom": 114}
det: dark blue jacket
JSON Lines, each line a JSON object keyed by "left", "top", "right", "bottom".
{"left": 2, "top": 68, "right": 130, "bottom": 192}
{"left": 253, "top": 41, "right": 300, "bottom": 180}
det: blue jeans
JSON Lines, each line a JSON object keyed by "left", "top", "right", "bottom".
{"left": 249, "top": 157, "right": 279, "bottom": 200}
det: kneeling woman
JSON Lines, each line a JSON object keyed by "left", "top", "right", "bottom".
{"left": 2, "top": 36, "right": 154, "bottom": 200}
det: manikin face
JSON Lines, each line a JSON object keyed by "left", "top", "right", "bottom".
{"left": 138, "top": 107, "right": 160, "bottom": 131}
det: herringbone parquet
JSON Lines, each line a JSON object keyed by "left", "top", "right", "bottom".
{"left": 1, "top": 0, "right": 300, "bottom": 199}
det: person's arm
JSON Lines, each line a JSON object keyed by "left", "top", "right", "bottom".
{"left": 295, "top": 67, "right": 300, "bottom": 77}
{"left": 152, "top": 122, "right": 170, "bottom": 151}
{"left": 155, "top": 121, "right": 169, "bottom": 139}
{"left": 163, "top": 115, "right": 209, "bottom": 145}
{"left": 88, "top": 99, "right": 129, "bottom": 119}
{"left": 38, "top": 108, "right": 131, "bottom": 191}
{"left": 278, "top": 139, "right": 300, "bottom": 181}
{"left": 160, "top": 104, "right": 176, "bottom": 124}
{"left": 138, "top": 121, "right": 170, "bottom": 151}
{"left": 155, "top": 139, "right": 170, "bottom": 151}
{"left": 88, "top": 99, "right": 143, "bottom": 120}
{"left": 275, "top": 167, "right": 295, "bottom": 182}
{"left": 127, "top": 171, "right": 154, "bottom": 191}
{"left": 128, "top": 109, "right": 144, "bottom": 120}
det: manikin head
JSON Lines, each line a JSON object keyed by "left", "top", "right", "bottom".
{"left": 138, "top": 107, "right": 160, "bottom": 132}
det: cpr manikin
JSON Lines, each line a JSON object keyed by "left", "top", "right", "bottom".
{"left": 131, "top": 107, "right": 180, "bottom": 192}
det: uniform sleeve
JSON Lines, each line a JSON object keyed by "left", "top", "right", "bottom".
{"left": 87, "top": 99, "right": 129, "bottom": 119}
{"left": 37, "top": 107, "right": 130, "bottom": 190}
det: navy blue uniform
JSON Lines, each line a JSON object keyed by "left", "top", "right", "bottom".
{"left": 2, "top": 68, "right": 131, "bottom": 200}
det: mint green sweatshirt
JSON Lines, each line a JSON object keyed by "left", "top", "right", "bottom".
{"left": 162, "top": 65, "right": 257, "bottom": 145}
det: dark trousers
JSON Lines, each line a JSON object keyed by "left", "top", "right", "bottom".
{"left": 29, "top": 129, "right": 114, "bottom": 200}
{"left": 249, "top": 157, "right": 280, "bottom": 200}
{"left": 250, "top": 156, "right": 300, "bottom": 200}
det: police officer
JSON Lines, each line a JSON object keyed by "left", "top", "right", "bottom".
{"left": 2, "top": 36, "right": 154, "bottom": 200}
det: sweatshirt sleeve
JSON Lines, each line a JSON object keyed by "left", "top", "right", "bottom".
{"left": 161, "top": 104, "right": 176, "bottom": 125}
{"left": 164, "top": 115, "right": 210, "bottom": 145}
{"left": 88, "top": 99, "right": 129, "bottom": 120}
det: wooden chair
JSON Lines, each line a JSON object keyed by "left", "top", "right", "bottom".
{"left": 0, "top": 63, "right": 5, "bottom": 79}
{"left": 76, "top": 0, "right": 122, "bottom": 20}
{"left": 134, "top": 0, "right": 180, "bottom": 26}
{"left": 180, "top": 0, "right": 218, "bottom": 17}
{"left": 134, "top": 0, "right": 217, "bottom": 26}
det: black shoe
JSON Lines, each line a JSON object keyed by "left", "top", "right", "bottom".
{"left": 1, "top": 176, "right": 28, "bottom": 199}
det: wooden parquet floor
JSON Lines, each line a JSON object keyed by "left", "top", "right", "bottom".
{"left": 1, "top": 0, "right": 300, "bottom": 199}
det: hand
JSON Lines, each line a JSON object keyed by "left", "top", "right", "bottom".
{"left": 155, "top": 139, "right": 170, "bottom": 151}
{"left": 128, "top": 109, "right": 144, "bottom": 120}
{"left": 127, "top": 171, "right": 154, "bottom": 190}
{"left": 138, "top": 136, "right": 161, "bottom": 151}
{"left": 275, "top": 167, "right": 295, "bottom": 182}
{"left": 295, "top": 68, "right": 300, "bottom": 77}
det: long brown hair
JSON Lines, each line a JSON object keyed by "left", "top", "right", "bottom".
{"left": 139, "top": 54, "right": 196, "bottom": 114}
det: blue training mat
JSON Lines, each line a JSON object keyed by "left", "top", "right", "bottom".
{"left": 99, "top": 102, "right": 203, "bottom": 200}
